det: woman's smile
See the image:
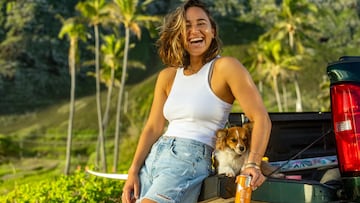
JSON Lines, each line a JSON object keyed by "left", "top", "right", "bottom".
{"left": 189, "top": 37, "right": 205, "bottom": 48}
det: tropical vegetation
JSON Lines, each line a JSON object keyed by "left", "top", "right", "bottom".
{"left": 1, "top": 0, "right": 360, "bottom": 201}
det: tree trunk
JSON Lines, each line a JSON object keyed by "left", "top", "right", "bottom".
{"left": 113, "top": 27, "right": 130, "bottom": 172}
{"left": 272, "top": 74, "right": 283, "bottom": 112}
{"left": 94, "top": 25, "right": 107, "bottom": 172}
{"left": 65, "top": 37, "right": 77, "bottom": 175}
{"left": 281, "top": 76, "right": 288, "bottom": 112}
{"left": 294, "top": 76, "right": 303, "bottom": 112}
{"left": 101, "top": 64, "right": 115, "bottom": 169}
{"left": 103, "top": 67, "right": 115, "bottom": 132}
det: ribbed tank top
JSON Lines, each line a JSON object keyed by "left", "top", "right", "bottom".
{"left": 163, "top": 58, "right": 232, "bottom": 148}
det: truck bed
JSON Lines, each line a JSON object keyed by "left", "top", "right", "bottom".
{"left": 198, "top": 112, "right": 340, "bottom": 203}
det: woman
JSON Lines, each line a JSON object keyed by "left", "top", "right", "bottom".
{"left": 122, "top": 0, "right": 271, "bottom": 202}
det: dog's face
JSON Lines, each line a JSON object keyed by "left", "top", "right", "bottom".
{"left": 215, "top": 124, "right": 252, "bottom": 155}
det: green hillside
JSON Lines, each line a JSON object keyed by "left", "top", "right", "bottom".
{"left": 0, "top": 74, "right": 156, "bottom": 195}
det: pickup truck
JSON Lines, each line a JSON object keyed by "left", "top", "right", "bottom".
{"left": 198, "top": 56, "right": 360, "bottom": 203}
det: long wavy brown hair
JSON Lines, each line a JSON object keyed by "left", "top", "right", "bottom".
{"left": 156, "top": 0, "right": 222, "bottom": 67}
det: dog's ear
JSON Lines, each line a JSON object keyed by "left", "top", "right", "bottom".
{"left": 216, "top": 129, "right": 228, "bottom": 139}
{"left": 242, "top": 122, "right": 253, "bottom": 137}
{"left": 215, "top": 129, "right": 228, "bottom": 150}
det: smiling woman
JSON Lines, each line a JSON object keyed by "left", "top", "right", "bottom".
{"left": 121, "top": 0, "right": 272, "bottom": 203}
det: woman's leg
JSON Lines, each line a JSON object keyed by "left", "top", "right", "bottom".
{"left": 139, "top": 136, "right": 213, "bottom": 203}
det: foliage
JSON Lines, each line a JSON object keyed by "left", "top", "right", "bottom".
{"left": 3, "top": 0, "right": 360, "bottom": 199}
{"left": 0, "top": 0, "right": 82, "bottom": 114}
{"left": 242, "top": 0, "right": 360, "bottom": 112}
{"left": 0, "top": 134, "right": 18, "bottom": 163}
{"left": 0, "top": 168, "right": 123, "bottom": 202}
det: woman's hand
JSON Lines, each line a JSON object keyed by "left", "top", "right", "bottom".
{"left": 121, "top": 173, "right": 140, "bottom": 203}
{"left": 240, "top": 167, "right": 266, "bottom": 191}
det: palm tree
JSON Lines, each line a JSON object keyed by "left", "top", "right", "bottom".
{"left": 58, "top": 17, "right": 87, "bottom": 175}
{"left": 261, "top": 0, "right": 318, "bottom": 53}
{"left": 76, "top": 0, "right": 110, "bottom": 172}
{"left": 100, "top": 34, "right": 124, "bottom": 140}
{"left": 248, "top": 39, "right": 301, "bottom": 112}
{"left": 263, "top": 0, "right": 318, "bottom": 112}
{"left": 246, "top": 0, "right": 318, "bottom": 112}
{"left": 109, "top": 0, "right": 160, "bottom": 172}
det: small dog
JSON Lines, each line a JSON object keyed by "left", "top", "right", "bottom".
{"left": 214, "top": 123, "right": 282, "bottom": 178}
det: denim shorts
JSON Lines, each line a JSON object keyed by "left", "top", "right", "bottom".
{"left": 137, "top": 136, "right": 213, "bottom": 203}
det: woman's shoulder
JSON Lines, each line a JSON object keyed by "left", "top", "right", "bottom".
{"left": 158, "top": 66, "right": 177, "bottom": 78}
{"left": 215, "top": 56, "right": 248, "bottom": 73}
{"left": 156, "top": 67, "right": 178, "bottom": 94}
{"left": 217, "top": 56, "right": 240, "bottom": 63}
{"left": 156, "top": 66, "right": 178, "bottom": 84}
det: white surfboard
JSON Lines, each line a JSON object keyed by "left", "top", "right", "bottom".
{"left": 86, "top": 169, "right": 128, "bottom": 180}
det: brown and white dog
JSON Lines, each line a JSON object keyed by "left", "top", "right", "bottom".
{"left": 214, "top": 123, "right": 283, "bottom": 178}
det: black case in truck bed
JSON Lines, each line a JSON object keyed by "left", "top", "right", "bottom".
{"left": 229, "top": 112, "right": 336, "bottom": 162}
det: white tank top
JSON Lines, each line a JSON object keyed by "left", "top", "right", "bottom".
{"left": 163, "top": 58, "right": 232, "bottom": 148}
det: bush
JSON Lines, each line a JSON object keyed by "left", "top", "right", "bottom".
{"left": 1, "top": 168, "right": 123, "bottom": 202}
{"left": 0, "top": 135, "right": 19, "bottom": 163}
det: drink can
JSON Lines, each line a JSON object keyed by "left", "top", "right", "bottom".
{"left": 235, "top": 175, "right": 252, "bottom": 203}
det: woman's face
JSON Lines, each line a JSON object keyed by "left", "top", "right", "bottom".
{"left": 184, "top": 6, "right": 215, "bottom": 58}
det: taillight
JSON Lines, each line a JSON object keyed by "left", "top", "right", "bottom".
{"left": 331, "top": 83, "right": 360, "bottom": 176}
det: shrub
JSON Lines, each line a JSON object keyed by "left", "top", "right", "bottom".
{"left": 0, "top": 135, "right": 19, "bottom": 163}
{"left": 1, "top": 168, "right": 123, "bottom": 202}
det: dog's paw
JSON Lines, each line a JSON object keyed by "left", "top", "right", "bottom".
{"left": 225, "top": 171, "right": 236, "bottom": 177}
{"left": 218, "top": 166, "right": 236, "bottom": 177}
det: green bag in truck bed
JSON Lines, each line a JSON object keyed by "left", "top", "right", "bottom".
{"left": 198, "top": 173, "right": 339, "bottom": 203}
{"left": 252, "top": 178, "right": 338, "bottom": 203}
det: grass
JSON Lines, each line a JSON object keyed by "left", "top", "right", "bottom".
{"left": 0, "top": 158, "right": 62, "bottom": 195}
{"left": 0, "top": 75, "right": 157, "bottom": 196}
